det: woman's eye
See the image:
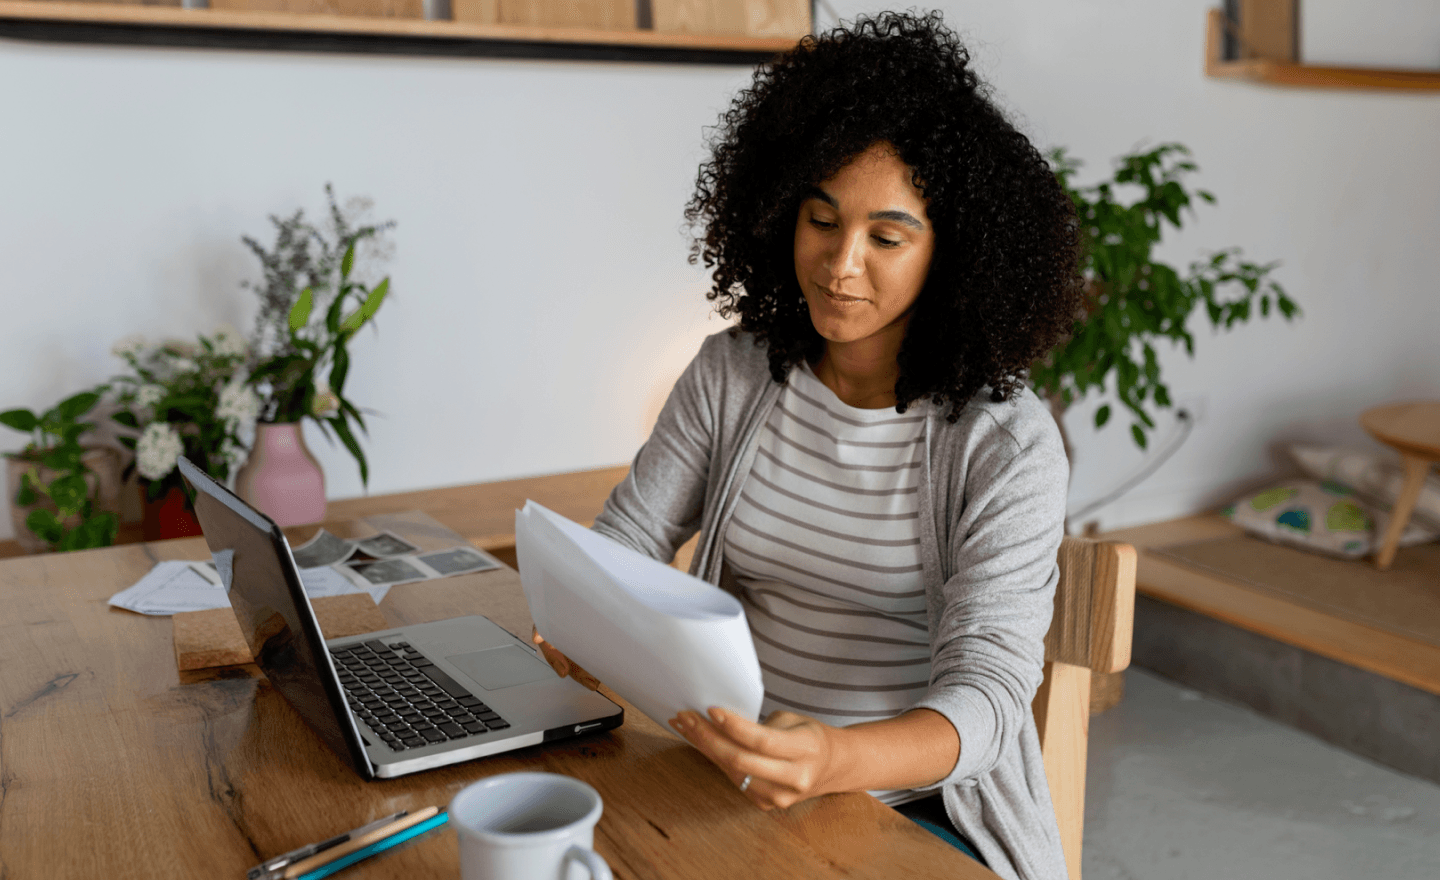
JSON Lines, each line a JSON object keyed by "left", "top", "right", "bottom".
{"left": 809, "top": 218, "right": 837, "bottom": 230}
{"left": 873, "top": 236, "right": 902, "bottom": 248}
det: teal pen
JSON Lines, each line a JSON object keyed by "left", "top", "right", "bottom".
{"left": 295, "top": 811, "right": 450, "bottom": 880}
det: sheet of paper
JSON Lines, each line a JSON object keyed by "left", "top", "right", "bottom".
{"left": 299, "top": 565, "right": 389, "bottom": 605}
{"left": 108, "top": 560, "right": 231, "bottom": 616}
{"left": 515, "top": 501, "right": 764, "bottom": 730}
{"left": 108, "top": 560, "right": 387, "bottom": 615}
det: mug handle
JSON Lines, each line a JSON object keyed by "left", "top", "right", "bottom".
{"left": 562, "top": 844, "right": 612, "bottom": 880}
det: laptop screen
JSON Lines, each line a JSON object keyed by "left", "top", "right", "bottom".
{"left": 179, "top": 457, "right": 372, "bottom": 778}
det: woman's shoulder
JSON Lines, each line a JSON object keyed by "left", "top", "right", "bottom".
{"left": 687, "top": 327, "right": 774, "bottom": 385}
{"left": 932, "top": 384, "right": 1063, "bottom": 458}
{"left": 696, "top": 327, "right": 770, "bottom": 366}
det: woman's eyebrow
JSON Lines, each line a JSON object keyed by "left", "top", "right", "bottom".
{"left": 803, "top": 188, "right": 926, "bottom": 231}
{"left": 805, "top": 186, "right": 838, "bottom": 207}
{"left": 869, "top": 209, "right": 926, "bottom": 230}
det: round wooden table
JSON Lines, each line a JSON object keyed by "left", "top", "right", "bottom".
{"left": 1360, "top": 401, "right": 1440, "bottom": 570}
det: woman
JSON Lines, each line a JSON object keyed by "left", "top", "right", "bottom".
{"left": 537, "top": 12, "right": 1082, "bottom": 880}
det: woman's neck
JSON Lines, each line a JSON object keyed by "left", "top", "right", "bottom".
{"left": 813, "top": 339, "right": 902, "bottom": 410}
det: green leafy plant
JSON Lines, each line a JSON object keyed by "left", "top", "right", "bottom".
{"left": 1031, "top": 143, "right": 1300, "bottom": 451}
{"left": 109, "top": 328, "right": 258, "bottom": 503}
{"left": 243, "top": 186, "right": 394, "bottom": 487}
{"left": 1, "top": 390, "right": 119, "bottom": 551}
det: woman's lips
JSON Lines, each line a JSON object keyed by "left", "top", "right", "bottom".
{"left": 821, "top": 287, "right": 864, "bottom": 306}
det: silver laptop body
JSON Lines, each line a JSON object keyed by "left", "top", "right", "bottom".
{"left": 179, "top": 457, "right": 622, "bottom": 780}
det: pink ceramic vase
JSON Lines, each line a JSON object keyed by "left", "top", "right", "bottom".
{"left": 234, "top": 422, "right": 326, "bottom": 527}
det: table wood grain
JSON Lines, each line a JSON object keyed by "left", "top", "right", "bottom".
{"left": 0, "top": 511, "right": 995, "bottom": 880}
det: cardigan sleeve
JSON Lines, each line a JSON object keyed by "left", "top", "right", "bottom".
{"left": 910, "top": 401, "right": 1068, "bottom": 787}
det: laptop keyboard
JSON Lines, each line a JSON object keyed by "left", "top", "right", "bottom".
{"left": 331, "top": 639, "right": 511, "bottom": 752}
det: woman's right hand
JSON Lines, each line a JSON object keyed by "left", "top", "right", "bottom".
{"left": 531, "top": 626, "right": 602, "bottom": 691}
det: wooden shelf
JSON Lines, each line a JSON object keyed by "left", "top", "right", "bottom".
{"left": 1204, "top": 9, "right": 1440, "bottom": 92}
{"left": 0, "top": 0, "right": 800, "bottom": 63}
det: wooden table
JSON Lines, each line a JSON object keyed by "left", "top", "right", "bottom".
{"left": 0, "top": 510, "right": 994, "bottom": 880}
{"left": 1361, "top": 402, "right": 1440, "bottom": 570}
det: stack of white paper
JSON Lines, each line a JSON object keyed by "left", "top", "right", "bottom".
{"left": 515, "top": 501, "right": 764, "bottom": 730}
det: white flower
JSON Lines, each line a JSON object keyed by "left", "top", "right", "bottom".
{"left": 216, "top": 381, "right": 262, "bottom": 432}
{"left": 133, "top": 384, "right": 165, "bottom": 410}
{"left": 211, "top": 325, "right": 248, "bottom": 359}
{"left": 170, "top": 357, "right": 198, "bottom": 375}
{"left": 136, "top": 423, "right": 184, "bottom": 481}
{"left": 111, "top": 334, "right": 147, "bottom": 360}
{"left": 221, "top": 440, "right": 248, "bottom": 474}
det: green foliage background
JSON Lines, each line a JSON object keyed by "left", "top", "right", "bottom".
{"left": 1030, "top": 144, "right": 1300, "bottom": 450}
{"left": 1, "top": 391, "right": 118, "bottom": 551}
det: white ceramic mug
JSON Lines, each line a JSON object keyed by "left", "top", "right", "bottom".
{"left": 450, "top": 772, "right": 611, "bottom": 880}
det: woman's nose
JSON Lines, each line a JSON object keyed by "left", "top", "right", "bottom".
{"left": 825, "top": 232, "right": 865, "bottom": 280}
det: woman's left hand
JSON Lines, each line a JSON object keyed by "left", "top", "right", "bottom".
{"left": 669, "top": 707, "right": 845, "bottom": 810}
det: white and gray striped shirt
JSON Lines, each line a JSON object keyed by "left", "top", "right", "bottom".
{"left": 725, "top": 362, "right": 930, "bottom": 804}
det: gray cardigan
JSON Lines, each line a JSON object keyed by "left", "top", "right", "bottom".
{"left": 593, "top": 329, "right": 1069, "bottom": 880}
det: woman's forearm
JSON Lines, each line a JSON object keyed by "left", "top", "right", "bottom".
{"left": 825, "top": 707, "right": 960, "bottom": 793}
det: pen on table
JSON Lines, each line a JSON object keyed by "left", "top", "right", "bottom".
{"left": 248, "top": 810, "right": 410, "bottom": 880}
{"left": 282, "top": 806, "right": 447, "bottom": 880}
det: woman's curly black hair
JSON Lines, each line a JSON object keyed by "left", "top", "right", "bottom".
{"left": 685, "top": 10, "right": 1082, "bottom": 421}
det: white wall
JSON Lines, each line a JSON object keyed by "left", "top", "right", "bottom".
{"left": 819, "top": 0, "right": 1440, "bottom": 530}
{"left": 0, "top": 41, "right": 749, "bottom": 540}
{"left": 3, "top": 1, "right": 1439, "bottom": 540}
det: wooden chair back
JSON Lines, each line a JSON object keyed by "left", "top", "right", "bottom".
{"left": 1032, "top": 536, "right": 1137, "bottom": 880}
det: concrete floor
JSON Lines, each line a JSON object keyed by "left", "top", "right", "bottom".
{"left": 1082, "top": 669, "right": 1440, "bottom": 880}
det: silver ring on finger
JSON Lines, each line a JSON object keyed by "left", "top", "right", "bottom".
{"left": 739, "top": 774, "right": 753, "bottom": 793}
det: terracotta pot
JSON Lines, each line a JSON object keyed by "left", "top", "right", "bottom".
{"left": 6, "top": 447, "right": 124, "bottom": 553}
{"left": 141, "top": 485, "right": 203, "bottom": 541}
{"left": 234, "top": 422, "right": 326, "bottom": 527}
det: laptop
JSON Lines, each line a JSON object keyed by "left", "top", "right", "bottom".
{"left": 178, "top": 456, "right": 623, "bottom": 780}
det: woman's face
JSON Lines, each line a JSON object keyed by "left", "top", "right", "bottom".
{"left": 793, "top": 142, "right": 936, "bottom": 352}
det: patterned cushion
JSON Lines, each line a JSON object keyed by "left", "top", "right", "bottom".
{"left": 1289, "top": 444, "right": 1440, "bottom": 531}
{"left": 1222, "top": 478, "right": 1436, "bottom": 559}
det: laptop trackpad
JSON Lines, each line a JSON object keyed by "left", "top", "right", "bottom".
{"left": 446, "top": 646, "right": 555, "bottom": 691}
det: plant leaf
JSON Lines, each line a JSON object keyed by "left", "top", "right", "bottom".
{"left": 329, "top": 415, "right": 369, "bottom": 487}
{"left": 1131, "top": 424, "right": 1148, "bottom": 449}
{"left": 330, "top": 345, "right": 350, "bottom": 396}
{"left": 26, "top": 508, "right": 63, "bottom": 544}
{"left": 339, "top": 279, "right": 388, "bottom": 334}
{"left": 288, "top": 288, "right": 315, "bottom": 332}
{"left": 48, "top": 473, "right": 89, "bottom": 514}
{"left": 1094, "top": 404, "right": 1111, "bottom": 428}
{"left": 55, "top": 391, "right": 101, "bottom": 423}
{"left": 0, "top": 409, "right": 39, "bottom": 433}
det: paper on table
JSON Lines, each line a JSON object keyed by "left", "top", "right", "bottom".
{"left": 107, "top": 560, "right": 385, "bottom": 615}
{"left": 515, "top": 501, "right": 764, "bottom": 730}
{"left": 303, "top": 565, "right": 391, "bottom": 605}
{"left": 108, "top": 561, "right": 232, "bottom": 615}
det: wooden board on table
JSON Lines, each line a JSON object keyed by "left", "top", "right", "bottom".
{"left": 173, "top": 592, "right": 390, "bottom": 671}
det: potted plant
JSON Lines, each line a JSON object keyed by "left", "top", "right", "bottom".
{"left": 109, "top": 328, "right": 260, "bottom": 540}
{"left": 236, "top": 185, "right": 394, "bottom": 526}
{"left": 1031, "top": 143, "right": 1301, "bottom": 457}
{"left": 1, "top": 390, "right": 123, "bottom": 553}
